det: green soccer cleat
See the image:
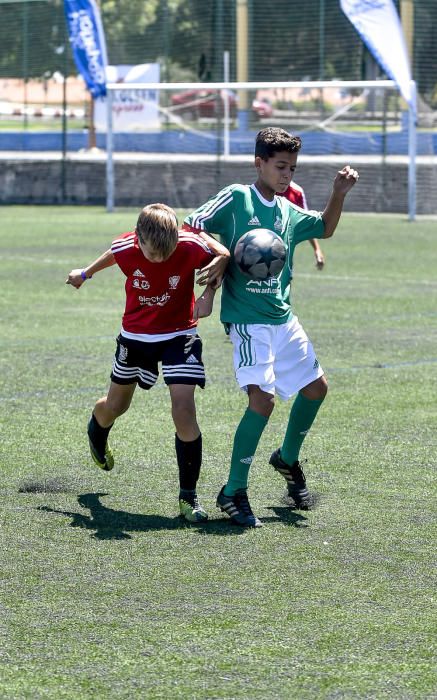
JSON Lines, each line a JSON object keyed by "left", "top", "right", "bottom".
{"left": 87, "top": 418, "right": 114, "bottom": 472}
{"left": 87, "top": 420, "right": 114, "bottom": 472}
{"left": 179, "top": 494, "right": 208, "bottom": 522}
{"left": 88, "top": 437, "right": 114, "bottom": 471}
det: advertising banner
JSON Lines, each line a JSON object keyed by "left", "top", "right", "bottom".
{"left": 340, "top": 0, "right": 415, "bottom": 112}
{"left": 64, "top": 0, "right": 108, "bottom": 99}
{"left": 95, "top": 64, "right": 160, "bottom": 132}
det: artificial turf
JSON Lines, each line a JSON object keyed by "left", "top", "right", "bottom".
{"left": 0, "top": 207, "right": 435, "bottom": 699}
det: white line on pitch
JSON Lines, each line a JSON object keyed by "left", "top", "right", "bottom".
{"left": 296, "top": 273, "right": 437, "bottom": 286}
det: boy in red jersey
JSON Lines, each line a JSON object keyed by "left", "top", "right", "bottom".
{"left": 279, "top": 182, "right": 325, "bottom": 269}
{"left": 66, "top": 203, "right": 229, "bottom": 523}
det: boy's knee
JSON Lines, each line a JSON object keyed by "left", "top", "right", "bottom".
{"left": 318, "top": 376, "right": 328, "bottom": 399}
{"left": 302, "top": 376, "right": 328, "bottom": 401}
{"left": 248, "top": 386, "right": 275, "bottom": 418}
{"left": 104, "top": 396, "right": 131, "bottom": 418}
{"left": 171, "top": 395, "right": 196, "bottom": 420}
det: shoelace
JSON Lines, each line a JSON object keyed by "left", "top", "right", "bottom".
{"left": 180, "top": 494, "right": 199, "bottom": 509}
{"left": 234, "top": 492, "right": 253, "bottom": 515}
{"left": 290, "top": 460, "right": 307, "bottom": 485}
{"left": 192, "top": 496, "right": 201, "bottom": 510}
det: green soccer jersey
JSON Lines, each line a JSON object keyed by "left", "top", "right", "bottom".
{"left": 185, "top": 183, "right": 325, "bottom": 325}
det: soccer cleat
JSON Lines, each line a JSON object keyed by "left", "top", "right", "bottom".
{"left": 269, "top": 449, "right": 312, "bottom": 509}
{"left": 87, "top": 421, "right": 114, "bottom": 472}
{"left": 179, "top": 494, "right": 208, "bottom": 523}
{"left": 216, "top": 486, "right": 262, "bottom": 528}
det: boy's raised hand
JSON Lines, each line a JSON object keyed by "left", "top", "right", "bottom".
{"left": 333, "top": 165, "right": 359, "bottom": 196}
{"left": 66, "top": 269, "right": 86, "bottom": 289}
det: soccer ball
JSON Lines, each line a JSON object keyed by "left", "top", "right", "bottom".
{"left": 234, "top": 228, "right": 286, "bottom": 280}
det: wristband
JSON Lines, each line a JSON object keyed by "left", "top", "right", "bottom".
{"left": 81, "top": 270, "right": 91, "bottom": 281}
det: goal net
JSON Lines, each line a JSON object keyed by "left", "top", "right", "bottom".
{"left": 102, "top": 79, "right": 424, "bottom": 218}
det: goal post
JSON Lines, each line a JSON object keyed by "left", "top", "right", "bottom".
{"left": 104, "top": 79, "right": 417, "bottom": 219}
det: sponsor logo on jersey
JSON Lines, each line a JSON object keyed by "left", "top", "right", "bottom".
{"left": 246, "top": 278, "right": 280, "bottom": 294}
{"left": 138, "top": 292, "right": 170, "bottom": 307}
{"left": 133, "top": 269, "right": 145, "bottom": 277}
{"left": 313, "top": 358, "right": 319, "bottom": 369}
{"left": 169, "top": 275, "right": 180, "bottom": 289}
{"left": 133, "top": 278, "right": 150, "bottom": 290}
{"left": 118, "top": 344, "right": 128, "bottom": 363}
{"left": 274, "top": 216, "right": 282, "bottom": 231}
{"left": 247, "top": 216, "right": 261, "bottom": 226}
{"left": 185, "top": 354, "right": 198, "bottom": 364}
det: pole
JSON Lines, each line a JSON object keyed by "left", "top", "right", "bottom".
{"left": 61, "top": 13, "right": 68, "bottom": 203}
{"left": 88, "top": 0, "right": 100, "bottom": 150}
{"left": 215, "top": 0, "right": 224, "bottom": 180}
{"left": 88, "top": 96, "right": 97, "bottom": 150}
{"left": 61, "top": 71, "right": 67, "bottom": 202}
{"left": 106, "top": 89, "right": 114, "bottom": 212}
{"left": 236, "top": 0, "right": 248, "bottom": 130}
{"left": 223, "top": 51, "right": 230, "bottom": 157}
{"left": 400, "top": 0, "right": 414, "bottom": 65}
{"left": 400, "top": 0, "right": 416, "bottom": 221}
{"left": 319, "top": 0, "right": 325, "bottom": 80}
{"left": 408, "top": 80, "right": 416, "bottom": 221}
{"left": 318, "top": 0, "right": 326, "bottom": 116}
{"left": 22, "top": 0, "right": 29, "bottom": 130}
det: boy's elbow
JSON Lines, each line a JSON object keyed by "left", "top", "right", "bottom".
{"left": 321, "top": 217, "right": 336, "bottom": 239}
{"left": 322, "top": 228, "right": 335, "bottom": 239}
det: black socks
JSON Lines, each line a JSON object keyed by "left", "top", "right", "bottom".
{"left": 175, "top": 433, "right": 202, "bottom": 492}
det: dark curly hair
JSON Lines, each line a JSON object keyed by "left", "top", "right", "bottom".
{"left": 255, "top": 127, "right": 302, "bottom": 160}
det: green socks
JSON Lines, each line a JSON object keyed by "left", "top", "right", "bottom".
{"left": 223, "top": 393, "right": 324, "bottom": 496}
{"left": 281, "top": 392, "right": 324, "bottom": 465}
{"left": 224, "top": 408, "right": 268, "bottom": 496}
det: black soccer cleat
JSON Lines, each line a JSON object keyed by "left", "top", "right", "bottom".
{"left": 216, "top": 486, "right": 262, "bottom": 528}
{"left": 269, "top": 449, "right": 313, "bottom": 510}
{"left": 87, "top": 418, "right": 114, "bottom": 472}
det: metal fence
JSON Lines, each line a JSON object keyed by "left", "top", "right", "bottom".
{"left": 1, "top": 0, "right": 436, "bottom": 129}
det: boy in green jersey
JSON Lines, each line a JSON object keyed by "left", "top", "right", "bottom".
{"left": 184, "top": 127, "right": 358, "bottom": 527}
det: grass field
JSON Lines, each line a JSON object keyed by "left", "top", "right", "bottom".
{"left": 0, "top": 206, "right": 436, "bottom": 699}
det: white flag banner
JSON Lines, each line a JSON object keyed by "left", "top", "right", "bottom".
{"left": 340, "top": 0, "right": 415, "bottom": 112}
{"left": 94, "top": 63, "right": 160, "bottom": 131}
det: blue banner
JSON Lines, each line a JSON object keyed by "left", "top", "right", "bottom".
{"left": 64, "top": 0, "right": 108, "bottom": 99}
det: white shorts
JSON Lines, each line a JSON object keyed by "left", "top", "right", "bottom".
{"left": 228, "top": 316, "right": 324, "bottom": 400}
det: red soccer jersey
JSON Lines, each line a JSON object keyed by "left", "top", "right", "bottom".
{"left": 278, "top": 182, "right": 308, "bottom": 210}
{"left": 111, "top": 230, "right": 214, "bottom": 335}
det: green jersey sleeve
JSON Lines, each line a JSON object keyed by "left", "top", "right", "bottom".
{"left": 289, "top": 206, "right": 325, "bottom": 244}
{"left": 184, "top": 185, "right": 239, "bottom": 245}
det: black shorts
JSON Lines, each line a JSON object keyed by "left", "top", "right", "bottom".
{"left": 111, "top": 333, "right": 205, "bottom": 390}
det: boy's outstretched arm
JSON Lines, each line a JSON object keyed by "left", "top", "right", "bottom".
{"left": 322, "top": 165, "right": 359, "bottom": 239}
{"left": 193, "top": 284, "right": 217, "bottom": 320}
{"left": 184, "top": 227, "right": 230, "bottom": 288}
{"left": 66, "top": 249, "right": 115, "bottom": 289}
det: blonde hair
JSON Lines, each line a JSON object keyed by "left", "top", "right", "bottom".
{"left": 136, "top": 203, "right": 179, "bottom": 258}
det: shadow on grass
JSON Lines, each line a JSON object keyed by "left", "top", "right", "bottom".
{"left": 38, "top": 492, "right": 247, "bottom": 540}
{"left": 264, "top": 506, "right": 309, "bottom": 527}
